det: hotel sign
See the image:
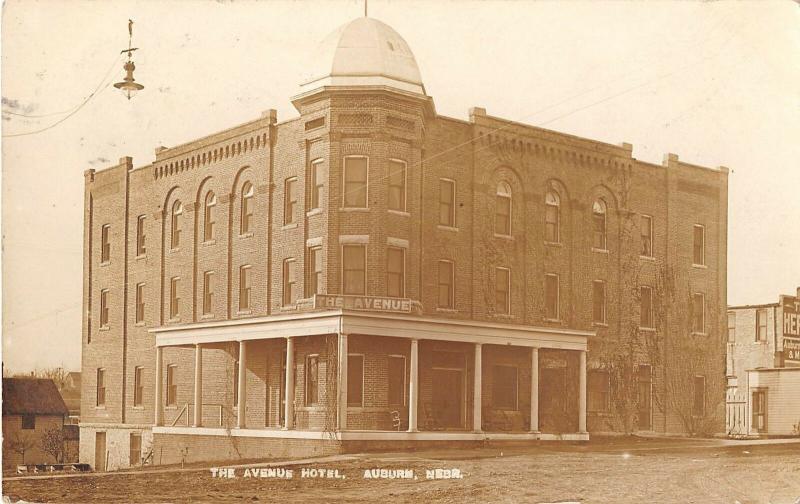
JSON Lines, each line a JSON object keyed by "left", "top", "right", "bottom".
{"left": 314, "top": 294, "right": 412, "bottom": 313}
{"left": 783, "top": 296, "right": 800, "bottom": 363}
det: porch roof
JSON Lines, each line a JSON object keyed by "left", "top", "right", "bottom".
{"left": 150, "top": 310, "right": 593, "bottom": 351}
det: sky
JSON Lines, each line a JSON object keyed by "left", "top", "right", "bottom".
{"left": 1, "top": 0, "right": 798, "bottom": 373}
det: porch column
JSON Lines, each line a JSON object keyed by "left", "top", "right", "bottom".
{"left": 337, "top": 333, "right": 348, "bottom": 430}
{"left": 579, "top": 349, "right": 587, "bottom": 433}
{"left": 193, "top": 344, "right": 202, "bottom": 427}
{"left": 237, "top": 340, "right": 247, "bottom": 429}
{"left": 154, "top": 346, "right": 163, "bottom": 426}
{"left": 473, "top": 343, "right": 482, "bottom": 432}
{"left": 408, "top": 338, "right": 419, "bottom": 432}
{"left": 284, "top": 337, "right": 295, "bottom": 430}
{"left": 530, "top": 347, "right": 539, "bottom": 433}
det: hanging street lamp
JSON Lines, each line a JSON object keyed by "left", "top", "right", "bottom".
{"left": 113, "top": 19, "right": 144, "bottom": 100}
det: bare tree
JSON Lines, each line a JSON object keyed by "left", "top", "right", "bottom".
{"left": 6, "top": 431, "right": 37, "bottom": 465}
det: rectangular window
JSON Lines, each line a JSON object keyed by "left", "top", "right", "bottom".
{"left": 693, "top": 375, "right": 706, "bottom": 417}
{"left": 310, "top": 159, "right": 324, "bottom": 210}
{"left": 388, "top": 159, "right": 406, "bottom": 212}
{"left": 752, "top": 389, "right": 767, "bottom": 431}
{"left": 136, "top": 215, "right": 146, "bottom": 256}
{"left": 693, "top": 225, "right": 705, "bottom": 266}
{"left": 166, "top": 364, "right": 177, "bottom": 407}
{"left": 101, "top": 224, "right": 111, "bottom": 263}
{"left": 756, "top": 308, "right": 767, "bottom": 342}
{"left": 239, "top": 265, "right": 251, "bottom": 311}
{"left": 387, "top": 247, "right": 405, "bottom": 298}
{"left": 100, "top": 289, "right": 110, "bottom": 327}
{"left": 129, "top": 433, "right": 142, "bottom": 466}
{"left": 282, "top": 259, "right": 296, "bottom": 306}
{"left": 641, "top": 215, "right": 653, "bottom": 257}
{"left": 21, "top": 414, "right": 35, "bottom": 430}
{"left": 133, "top": 366, "right": 144, "bottom": 407}
{"left": 727, "top": 312, "right": 736, "bottom": 342}
{"left": 96, "top": 368, "right": 106, "bottom": 407}
{"left": 692, "top": 293, "right": 705, "bottom": 334}
{"left": 439, "top": 179, "right": 456, "bottom": 227}
{"left": 437, "top": 260, "right": 454, "bottom": 309}
{"left": 202, "top": 271, "right": 214, "bottom": 316}
{"left": 588, "top": 370, "right": 610, "bottom": 412}
{"left": 342, "top": 245, "right": 366, "bottom": 295}
{"left": 640, "top": 286, "right": 654, "bottom": 329}
{"left": 492, "top": 365, "right": 518, "bottom": 410}
{"left": 307, "top": 247, "right": 322, "bottom": 297}
{"left": 495, "top": 267, "right": 510, "bottom": 315}
{"left": 545, "top": 274, "right": 559, "bottom": 320}
{"left": 305, "top": 355, "right": 319, "bottom": 406}
{"left": 135, "top": 283, "right": 145, "bottom": 324}
{"left": 347, "top": 354, "right": 364, "bottom": 407}
{"left": 388, "top": 355, "right": 406, "bottom": 406}
{"left": 169, "top": 277, "right": 180, "bottom": 319}
{"left": 593, "top": 280, "right": 606, "bottom": 324}
{"left": 284, "top": 177, "right": 297, "bottom": 225}
{"left": 343, "top": 156, "right": 368, "bottom": 208}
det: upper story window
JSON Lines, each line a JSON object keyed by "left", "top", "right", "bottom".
{"left": 545, "top": 191, "right": 560, "bottom": 243}
{"left": 756, "top": 308, "right": 767, "bottom": 342}
{"left": 640, "top": 286, "right": 654, "bottom": 329}
{"left": 240, "top": 182, "right": 254, "bottom": 234}
{"left": 284, "top": 177, "right": 297, "bottom": 225}
{"left": 641, "top": 215, "right": 653, "bottom": 257}
{"left": 307, "top": 246, "right": 322, "bottom": 297}
{"left": 692, "top": 293, "right": 705, "bottom": 334}
{"left": 592, "top": 199, "right": 607, "bottom": 250}
{"left": 203, "top": 191, "right": 216, "bottom": 242}
{"left": 342, "top": 245, "right": 366, "bottom": 295}
{"left": 136, "top": 215, "right": 146, "bottom": 256}
{"left": 239, "top": 265, "right": 252, "bottom": 311}
{"left": 343, "top": 156, "right": 368, "bottom": 208}
{"left": 439, "top": 179, "right": 456, "bottom": 227}
{"left": 693, "top": 224, "right": 705, "bottom": 266}
{"left": 96, "top": 368, "right": 106, "bottom": 407}
{"left": 135, "top": 283, "right": 145, "bottom": 324}
{"left": 593, "top": 280, "right": 606, "bottom": 324}
{"left": 170, "top": 201, "right": 183, "bottom": 249}
{"left": 202, "top": 271, "right": 214, "bottom": 316}
{"left": 310, "top": 159, "right": 324, "bottom": 210}
{"left": 495, "top": 267, "right": 510, "bottom": 315}
{"left": 169, "top": 277, "right": 180, "bottom": 320}
{"left": 495, "top": 182, "right": 512, "bottom": 236}
{"left": 438, "top": 260, "right": 455, "bottom": 309}
{"left": 387, "top": 247, "right": 405, "bottom": 298}
{"left": 21, "top": 414, "right": 35, "bottom": 430}
{"left": 545, "top": 274, "right": 559, "bottom": 320}
{"left": 727, "top": 311, "right": 736, "bottom": 342}
{"left": 388, "top": 159, "right": 407, "bottom": 212}
{"left": 100, "top": 289, "right": 110, "bottom": 328}
{"left": 282, "top": 259, "right": 296, "bottom": 306}
{"left": 101, "top": 224, "right": 111, "bottom": 263}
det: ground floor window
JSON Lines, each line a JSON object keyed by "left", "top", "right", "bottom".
{"left": 348, "top": 354, "right": 364, "bottom": 407}
{"left": 129, "top": 433, "right": 142, "bottom": 466}
{"left": 492, "top": 365, "right": 518, "bottom": 410}
{"left": 588, "top": 370, "right": 609, "bottom": 412}
{"left": 166, "top": 365, "right": 178, "bottom": 407}
{"left": 305, "top": 355, "right": 319, "bottom": 406}
{"left": 388, "top": 355, "right": 406, "bottom": 407}
{"left": 693, "top": 375, "right": 706, "bottom": 417}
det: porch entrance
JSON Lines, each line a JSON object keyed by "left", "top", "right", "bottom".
{"left": 431, "top": 368, "right": 465, "bottom": 429}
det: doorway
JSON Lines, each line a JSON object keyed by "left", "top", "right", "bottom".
{"left": 431, "top": 369, "right": 464, "bottom": 429}
{"left": 95, "top": 432, "right": 106, "bottom": 471}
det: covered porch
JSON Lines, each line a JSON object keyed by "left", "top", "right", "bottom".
{"left": 150, "top": 310, "right": 592, "bottom": 442}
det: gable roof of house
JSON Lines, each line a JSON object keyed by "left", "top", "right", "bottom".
{"left": 2, "top": 378, "right": 69, "bottom": 416}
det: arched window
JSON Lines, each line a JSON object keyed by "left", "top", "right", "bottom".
{"left": 495, "top": 181, "right": 512, "bottom": 236}
{"left": 203, "top": 191, "right": 216, "bottom": 242}
{"left": 545, "top": 191, "right": 560, "bottom": 243}
{"left": 170, "top": 200, "right": 183, "bottom": 249}
{"left": 592, "top": 199, "right": 607, "bottom": 250}
{"left": 240, "top": 182, "right": 254, "bottom": 234}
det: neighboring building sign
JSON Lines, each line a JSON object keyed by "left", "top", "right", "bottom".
{"left": 314, "top": 294, "right": 412, "bottom": 313}
{"left": 783, "top": 296, "right": 800, "bottom": 363}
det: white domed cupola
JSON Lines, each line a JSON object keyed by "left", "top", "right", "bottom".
{"left": 298, "top": 17, "right": 426, "bottom": 97}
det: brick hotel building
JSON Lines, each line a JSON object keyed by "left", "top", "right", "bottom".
{"left": 80, "top": 17, "right": 729, "bottom": 469}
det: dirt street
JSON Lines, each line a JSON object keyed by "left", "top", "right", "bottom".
{"left": 3, "top": 438, "right": 800, "bottom": 503}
